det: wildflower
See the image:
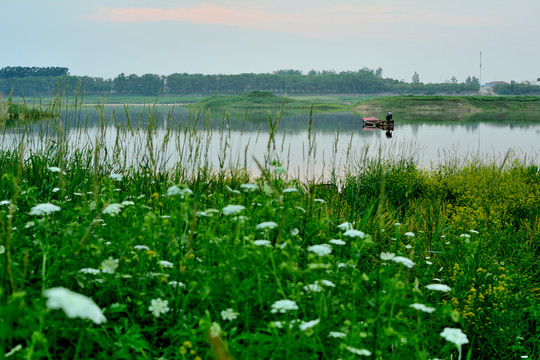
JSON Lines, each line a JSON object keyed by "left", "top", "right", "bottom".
{"left": 320, "top": 279, "right": 335, "bottom": 287}
{"left": 79, "top": 268, "right": 101, "bottom": 275}
{"left": 271, "top": 299, "right": 298, "bottom": 313}
{"left": 314, "top": 198, "right": 326, "bottom": 203}
{"left": 410, "top": 303, "right": 436, "bottom": 313}
{"left": 4, "top": 344, "right": 23, "bottom": 357}
{"left": 102, "top": 203, "right": 123, "bottom": 216}
{"left": 47, "top": 166, "right": 62, "bottom": 173}
{"left": 254, "top": 240, "right": 272, "bottom": 247}
{"left": 134, "top": 245, "right": 150, "bottom": 251}
{"left": 25, "top": 221, "right": 35, "bottom": 228}
{"left": 329, "top": 331, "right": 347, "bottom": 338}
{"left": 346, "top": 346, "right": 371, "bottom": 356}
{"left": 469, "top": 229, "right": 479, "bottom": 234}
{"left": 460, "top": 234, "right": 471, "bottom": 238}
{"left": 256, "top": 221, "right": 278, "bottom": 230}
{"left": 221, "top": 308, "right": 239, "bottom": 321}
{"left": 0, "top": 245, "right": 5, "bottom": 254}
{"left": 159, "top": 260, "right": 174, "bottom": 268}
{"left": 290, "top": 228, "right": 299, "bottom": 236}
{"left": 405, "top": 244, "right": 413, "bottom": 249}
{"left": 299, "top": 319, "right": 320, "bottom": 331}
{"left": 209, "top": 322, "right": 222, "bottom": 338}
{"left": 109, "top": 173, "right": 123, "bottom": 181}
{"left": 329, "top": 239, "right": 346, "bottom": 245}
{"left": 52, "top": 187, "right": 60, "bottom": 193}
{"left": 121, "top": 200, "right": 135, "bottom": 206}
{"left": 440, "top": 327, "right": 469, "bottom": 347}
{"left": 273, "top": 166, "right": 287, "bottom": 175}
{"left": 222, "top": 204, "right": 245, "bottom": 215}
{"left": 392, "top": 256, "right": 415, "bottom": 268}
{"left": 380, "top": 252, "right": 395, "bottom": 261}
{"left": 149, "top": 298, "right": 170, "bottom": 318}
{"left": 337, "top": 222, "right": 353, "bottom": 231}
{"left": 28, "top": 203, "right": 61, "bottom": 216}
{"left": 304, "top": 283, "right": 323, "bottom": 292}
{"left": 43, "top": 287, "right": 106, "bottom": 324}
{"left": 225, "top": 185, "right": 241, "bottom": 194}
{"left": 168, "top": 281, "right": 185, "bottom": 288}
{"left": 166, "top": 185, "right": 192, "bottom": 197}
{"left": 405, "top": 232, "right": 415, "bottom": 237}
{"left": 343, "top": 229, "right": 365, "bottom": 238}
{"left": 307, "top": 244, "right": 332, "bottom": 257}
{"left": 425, "top": 284, "right": 452, "bottom": 292}
{"left": 0, "top": 200, "right": 10, "bottom": 206}
{"left": 240, "top": 183, "right": 258, "bottom": 191}
{"left": 394, "top": 222, "right": 401, "bottom": 226}
{"left": 282, "top": 187, "right": 298, "bottom": 193}
{"left": 100, "top": 257, "right": 119, "bottom": 274}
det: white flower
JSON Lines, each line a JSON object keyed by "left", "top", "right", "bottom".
{"left": 240, "top": 183, "right": 258, "bottom": 191}
{"left": 440, "top": 328, "right": 469, "bottom": 347}
{"left": 392, "top": 256, "right": 415, "bottom": 268}
{"left": 254, "top": 240, "right": 272, "bottom": 247}
{"left": 425, "top": 284, "right": 452, "bottom": 292}
{"left": 380, "top": 252, "right": 395, "bottom": 261}
{"left": 337, "top": 222, "right": 353, "bottom": 231}
{"left": 47, "top": 166, "right": 62, "bottom": 173}
{"left": 100, "top": 257, "right": 119, "bottom": 274}
{"left": 343, "top": 229, "right": 365, "bottom": 238}
{"left": 469, "top": 229, "right": 479, "bottom": 234}
{"left": 304, "top": 283, "right": 323, "bottom": 292}
{"left": 290, "top": 228, "right": 300, "bottom": 236}
{"left": 0, "top": 200, "right": 10, "bottom": 206}
{"left": 79, "top": 268, "right": 101, "bottom": 275}
{"left": 410, "top": 303, "right": 436, "bottom": 313}
{"left": 29, "top": 203, "right": 61, "bottom": 216}
{"left": 225, "top": 186, "right": 241, "bottom": 194}
{"left": 405, "top": 244, "right": 413, "bottom": 249}
{"left": 273, "top": 166, "right": 287, "bottom": 175}
{"left": 4, "top": 344, "right": 23, "bottom": 357}
{"left": 149, "top": 298, "right": 170, "bottom": 318}
{"left": 394, "top": 222, "right": 401, "bottom": 226}
{"left": 329, "top": 331, "right": 347, "bottom": 338}
{"left": 166, "top": 185, "right": 192, "bottom": 197}
{"left": 102, "top": 203, "right": 123, "bottom": 216}
{"left": 221, "top": 308, "right": 239, "bottom": 321}
{"left": 121, "top": 200, "right": 135, "bottom": 206}
{"left": 222, "top": 204, "right": 245, "bottom": 215}
{"left": 52, "top": 187, "right": 60, "bottom": 193}
{"left": 209, "top": 322, "right": 222, "bottom": 338}
{"left": 282, "top": 187, "right": 298, "bottom": 193}
{"left": 0, "top": 245, "right": 5, "bottom": 255}
{"left": 314, "top": 198, "right": 326, "bottom": 204}
{"left": 109, "top": 173, "right": 123, "bottom": 181}
{"left": 320, "top": 279, "right": 336, "bottom": 287}
{"left": 460, "top": 233, "right": 471, "bottom": 238}
{"left": 405, "top": 232, "right": 415, "bottom": 237}
{"left": 134, "top": 245, "right": 150, "bottom": 251}
{"left": 256, "top": 221, "right": 278, "bottom": 230}
{"left": 168, "top": 280, "right": 185, "bottom": 288}
{"left": 25, "top": 221, "right": 35, "bottom": 228}
{"left": 307, "top": 244, "right": 332, "bottom": 257}
{"left": 159, "top": 260, "right": 174, "bottom": 268}
{"left": 329, "top": 239, "right": 346, "bottom": 245}
{"left": 299, "top": 319, "right": 320, "bottom": 331}
{"left": 346, "top": 346, "right": 371, "bottom": 356}
{"left": 43, "top": 287, "right": 106, "bottom": 324}
{"left": 271, "top": 299, "right": 298, "bottom": 313}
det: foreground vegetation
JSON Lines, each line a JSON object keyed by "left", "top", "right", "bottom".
{"left": 1, "top": 141, "right": 539, "bottom": 359}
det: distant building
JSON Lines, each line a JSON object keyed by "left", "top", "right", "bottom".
{"left": 485, "top": 81, "right": 509, "bottom": 87}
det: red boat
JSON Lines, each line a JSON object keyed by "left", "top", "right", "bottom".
{"left": 362, "top": 117, "right": 382, "bottom": 126}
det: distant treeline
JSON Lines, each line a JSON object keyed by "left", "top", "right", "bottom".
{"left": 1, "top": 66, "right": 538, "bottom": 96}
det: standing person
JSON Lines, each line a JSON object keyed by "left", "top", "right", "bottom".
{"left": 386, "top": 112, "right": 393, "bottom": 122}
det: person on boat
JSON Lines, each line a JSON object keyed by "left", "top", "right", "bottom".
{"left": 386, "top": 112, "right": 393, "bottom": 122}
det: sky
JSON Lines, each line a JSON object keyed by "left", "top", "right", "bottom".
{"left": 1, "top": 0, "right": 539, "bottom": 84}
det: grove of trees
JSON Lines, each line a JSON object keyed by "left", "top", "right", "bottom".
{"left": 1, "top": 66, "right": 536, "bottom": 97}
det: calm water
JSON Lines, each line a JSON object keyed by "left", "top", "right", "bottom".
{"left": 3, "top": 105, "right": 540, "bottom": 180}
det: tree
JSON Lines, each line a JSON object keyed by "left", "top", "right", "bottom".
{"left": 412, "top": 72, "right": 420, "bottom": 84}
{"left": 375, "top": 67, "right": 383, "bottom": 78}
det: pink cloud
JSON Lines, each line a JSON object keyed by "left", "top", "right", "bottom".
{"left": 82, "top": 4, "right": 499, "bottom": 39}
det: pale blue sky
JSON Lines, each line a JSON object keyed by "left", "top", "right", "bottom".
{"left": 1, "top": 0, "right": 539, "bottom": 84}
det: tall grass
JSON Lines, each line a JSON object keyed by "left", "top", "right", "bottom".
{"left": 0, "top": 96, "right": 539, "bottom": 359}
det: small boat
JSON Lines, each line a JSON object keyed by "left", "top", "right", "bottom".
{"left": 362, "top": 117, "right": 381, "bottom": 126}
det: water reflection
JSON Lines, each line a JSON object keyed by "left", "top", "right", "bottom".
{"left": 1, "top": 105, "right": 539, "bottom": 180}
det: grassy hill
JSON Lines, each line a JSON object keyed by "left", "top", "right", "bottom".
{"left": 353, "top": 95, "right": 540, "bottom": 113}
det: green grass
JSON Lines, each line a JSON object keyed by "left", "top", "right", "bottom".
{"left": 0, "top": 100, "right": 539, "bottom": 360}
{"left": 353, "top": 95, "right": 540, "bottom": 112}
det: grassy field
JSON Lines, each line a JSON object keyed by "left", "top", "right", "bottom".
{"left": 0, "top": 100, "right": 539, "bottom": 359}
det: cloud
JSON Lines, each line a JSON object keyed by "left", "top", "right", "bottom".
{"left": 82, "top": 3, "right": 499, "bottom": 39}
